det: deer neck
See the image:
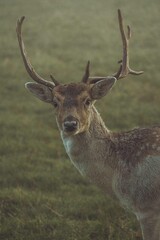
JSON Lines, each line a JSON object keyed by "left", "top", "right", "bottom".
{"left": 88, "top": 106, "right": 110, "bottom": 138}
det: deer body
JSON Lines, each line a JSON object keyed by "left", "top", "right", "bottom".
{"left": 61, "top": 106, "right": 160, "bottom": 213}
{"left": 16, "top": 9, "right": 160, "bottom": 240}
{"left": 61, "top": 109, "right": 160, "bottom": 239}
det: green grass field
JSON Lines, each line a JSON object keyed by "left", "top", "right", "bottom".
{"left": 0, "top": 0, "right": 160, "bottom": 239}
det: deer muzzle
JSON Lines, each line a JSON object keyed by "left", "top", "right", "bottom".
{"left": 63, "top": 116, "right": 79, "bottom": 133}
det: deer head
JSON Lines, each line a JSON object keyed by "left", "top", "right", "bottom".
{"left": 24, "top": 64, "right": 116, "bottom": 135}
{"left": 16, "top": 10, "right": 143, "bottom": 136}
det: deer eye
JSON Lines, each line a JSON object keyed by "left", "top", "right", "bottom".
{"left": 84, "top": 98, "right": 91, "bottom": 106}
{"left": 53, "top": 99, "right": 59, "bottom": 108}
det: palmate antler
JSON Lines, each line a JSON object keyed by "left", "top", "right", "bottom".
{"left": 16, "top": 16, "right": 59, "bottom": 88}
{"left": 82, "top": 9, "right": 143, "bottom": 83}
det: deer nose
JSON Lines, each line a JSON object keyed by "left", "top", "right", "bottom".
{"left": 63, "top": 116, "right": 78, "bottom": 132}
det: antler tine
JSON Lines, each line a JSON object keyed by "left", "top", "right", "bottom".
{"left": 114, "top": 9, "right": 143, "bottom": 80}
{"left": 50, "top": 74, "right": 60, "bottom": 86}
{"left": 16, "top": 16, "right": 58, "bottom": 88}
{"left": 82, "top": 60, "right": 90, "bottom": 83}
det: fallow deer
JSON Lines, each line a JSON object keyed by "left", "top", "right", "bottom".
{"left": 16, "top": 10, "right": 160, "bottom": 240}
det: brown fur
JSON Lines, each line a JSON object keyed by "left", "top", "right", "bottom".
{"left": 26, "top": 79, "right": 160, "bottom": 239}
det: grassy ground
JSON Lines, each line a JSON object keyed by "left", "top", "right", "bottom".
{"left": 0, "top": 0, "right": 160, "bottom": 239}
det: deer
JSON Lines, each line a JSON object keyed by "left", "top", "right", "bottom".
{"left": 16, "top": 9, "right": 160, "bottom": 240}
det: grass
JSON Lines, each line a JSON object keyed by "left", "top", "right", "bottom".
{"left": 0, "top": 0, "right": 160, "bottom": 239}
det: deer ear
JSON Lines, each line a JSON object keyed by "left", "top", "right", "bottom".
{"left": 90, "top": 77, "right": 116, "bottom": 100}
{"left": 25, "top": 82, "right": 53, "bottom": 103}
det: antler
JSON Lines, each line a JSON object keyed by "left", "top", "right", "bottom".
{"left": 84, "top": 9, "right": 143, "bottom": 84}
{"left": 113, "top": 9, "right": 143, "bottom": 79}
{"left": 82, "top": 61, "right": 90, "bottom": 83}
{"left": 16, "top": 16, "right": 59, "bottom": 88}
